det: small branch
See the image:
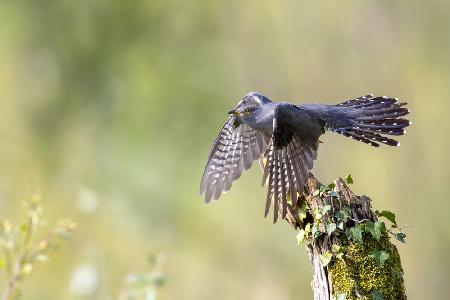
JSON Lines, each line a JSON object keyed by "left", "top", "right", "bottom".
{"left": 1, "top": 213, "right": 36, "bottom": 300}
{"left": 2, "top": 248, "right": 12, "bottom": 283}
{"left": 1, "top": 255, "right": 25, "bottom": 300}
{"left": 0, "top": 205, "right": 76, "bottom": 300}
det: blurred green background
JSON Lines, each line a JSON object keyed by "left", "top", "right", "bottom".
{"left": 0, "top": 0, "right": 449, "bottom": 299}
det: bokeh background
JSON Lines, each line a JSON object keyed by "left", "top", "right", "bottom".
{"left": 0, "top": 0, "right": 449, "bottom": 299}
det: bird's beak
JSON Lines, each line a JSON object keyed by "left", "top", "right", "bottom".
{"left": 228, "top": 109, "right": 239, "bottom": 116}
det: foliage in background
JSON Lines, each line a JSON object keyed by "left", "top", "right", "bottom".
{"left": 119, "top": 254, "right": 165, "bottom": 300}
{"left": 0, "top": 192, "right": 76, "bottom": 300}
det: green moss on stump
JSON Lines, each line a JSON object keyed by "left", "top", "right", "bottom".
{"left": 329, "top": 233, "right": 406, "bottom": 300}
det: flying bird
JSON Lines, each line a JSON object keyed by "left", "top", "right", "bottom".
{"left": 200, "top": 92, "right": 411, "bottom": 222}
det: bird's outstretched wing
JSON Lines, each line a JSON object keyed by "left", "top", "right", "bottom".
{"left": 200, "top": 115, "right": 271, "bottom": 203}
{"left": 262, "top": 104, "right": 319, "bottom": 223}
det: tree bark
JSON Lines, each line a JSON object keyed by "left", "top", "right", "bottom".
{"left": 284, "top": 175, "right": 407, "bottom": 300}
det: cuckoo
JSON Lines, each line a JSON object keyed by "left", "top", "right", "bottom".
{"left": 200, "top": 92, "right": 411, "bottom": 222}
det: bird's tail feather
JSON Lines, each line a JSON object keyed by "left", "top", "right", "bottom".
{"left": 328, "top": 95, "right": 411, "bottom": 147}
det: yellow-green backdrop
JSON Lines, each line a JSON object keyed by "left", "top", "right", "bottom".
{"left": 0, "top": 0, "right": 448, "bottom": 299}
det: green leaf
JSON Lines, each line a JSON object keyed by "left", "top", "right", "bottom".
{"left": 328, "top": 183, "right": 336, "bottom": 190}
{"left": 326, "top": 223, "right": 337, "bottom": 236}
{"left": 319, "top": 251, "right": 332, "bottom": 267}
{"left": 296, "top": 229, "right": 306, "bottom": 244}
{"left": 297, "top": 223, "right": 311, "bottom": 245}
{"left": 298, "top": 202, "right": 308, "bottom": 221}
{"left": 311, "top": 224, "right": 319, "bottom": 240}
{"left": 345, "top": 174, "right": 353, "bottom": 184}
{"left": 337, "top": 222, "right": 344, "bottom": 230}
{"left": 395, "top": 232, "right": 406, "bottom": 243}
{"left": 305, "top": 223, "right": 311, "bottom": 234}
{"left": 346, "top": 226, "right": 363, "bottom": 243}
{"left": 321, "top": 205, "right": 332, "bottom": 215}
{"left": 365, "top": 221, "right": 385, "bottom": 241}
{"left": 335, "top": 293, "right": 347, "bottom": 300}
{"left": 372, "top": 290, "right": 384, "bottom": 300}
{"left": 331, "top": 244, "right": 341, "bottom": 253}
{"left": 318, "top": 185, "right": 330, "bottom": 197}
{"left": 312, "top": 190, "right": 320, "bottom": 197}
{"left": 314, "top": 208, "right": 323, "bottom": 220}
{"left": 370, "top": 250, "right": 390, "bottom": 267}
{"left": 337, "top": 207, "right": 351, "bottom": 222}
{"left": 376, "top": 210, "right": 397, "bottom": 227}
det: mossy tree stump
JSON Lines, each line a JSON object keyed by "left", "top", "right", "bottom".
{"left": 284, "top": 175, "right": 406, "bottom": 300}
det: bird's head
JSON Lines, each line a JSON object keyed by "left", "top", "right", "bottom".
{"left": 228, "top": 92, "right": 272, "bottom": 123}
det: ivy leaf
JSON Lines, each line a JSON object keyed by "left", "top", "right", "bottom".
{"left": 395, "top": 232, "right": 406, "bottom": 243}
{"left": 304, "top": 223, "right": 311, "bottom": 234}
{"left": 335, "top": 293, "right": 347, "bottom": 300}
{"left": 370, "top": 250, "right": 390, "bottom": 267}
{"left": 319, "top": 251, "right": 332, "bottom": 267}
{"left": 364, "top": 221, "right": 374, "bottom": 233}
{"left": 328, "top": 183, "right": 336, "bottom": 190}
{"left": 376, "top": 210, "right": 397, "bottom": 227}
{"left": 372, "top": 290, "right": 384, "bottom": 300}
{"left": 298, "top": 202, "right": 308, "bottom": 221}
{"left": 314, "top": 209, "right": 323, "bottom": 220}
{"left": 346, "top": 226, "right": 363, "bottom": 243}
{"left": 326, "top": 223, "right": 337, "bottom": 236}
{"left": 321, "top": 205, "right": 332, "bottom": 215}
{"left": 365, "top": 221, "right": 385, "bottom": 241}
{"left": 337, "top": 207, "right": 351, "bottom": 222}
{"left": 344, "top": 174, "right": 353, "bottom": 184}
{"left": 311, "top": 224, "right": 319, "bottom": 240}
{"left": 331, "top": 244, "right": 341, "bottom": 253}
{"left": 296, "top": 229, "right": 306, "bottom": 245}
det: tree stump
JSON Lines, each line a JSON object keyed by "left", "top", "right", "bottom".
{"left": 284, "top": 175, "right": 407, "bottom": 300}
